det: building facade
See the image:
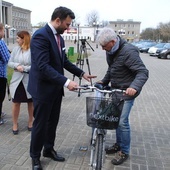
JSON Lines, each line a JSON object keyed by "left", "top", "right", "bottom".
{"left": 0, "top": 0, "right": 31, "bottom": 44}
{"left": 109, "top": 19, "right": 141, "bottom": 42}
{"left": 62, "top": 20, "right": 141, "bottom": 42}
{"left": 0, "top": 1, "right": 141, "bottom": 44}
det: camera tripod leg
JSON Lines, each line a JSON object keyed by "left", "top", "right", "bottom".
{"left": 73, "top": 46, "right": 84, "bottom": 81}
{"left": 86, "top": 58, "right": 93, "bottom": 87}
{"left": 78, "top": 77, "right": 82, "bottom": 97}
{"left": 73, "top": 40, "right": 94, "bottom": 96}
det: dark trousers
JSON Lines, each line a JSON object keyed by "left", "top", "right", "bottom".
{"left": 30, "top": 91, "right": 62, "bottom": 159}
{"left": 0, "top": 77, "right": 7, "bottom": 118}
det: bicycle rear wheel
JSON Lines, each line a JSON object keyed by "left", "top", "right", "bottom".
{"left": 91, "top": 133, "right": 104, "bottom": 170}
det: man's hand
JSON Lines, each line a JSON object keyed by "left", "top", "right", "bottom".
{"left": 67, "top": 80, "right": 79, "bottom": 91}
{"left": 82, "top": 73, "right": 97, "bottom": 82}
{"left": 125, "top": 88, "right": 137, "bottom": 96}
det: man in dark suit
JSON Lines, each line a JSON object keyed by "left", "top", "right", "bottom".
{"left": 28, "top": 6, "right": 96, "bottom": 170}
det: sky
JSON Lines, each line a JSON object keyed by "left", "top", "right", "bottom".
{"left": 5, "top": 0, "right": 170, "bottom": 31}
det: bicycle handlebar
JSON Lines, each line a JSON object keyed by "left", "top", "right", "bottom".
{"left": 77, "top": 84, "right": 126, "bottom": 94}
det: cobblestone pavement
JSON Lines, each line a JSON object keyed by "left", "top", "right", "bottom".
{"left": 1, "top": 41, "right": 170, "bottom": 170}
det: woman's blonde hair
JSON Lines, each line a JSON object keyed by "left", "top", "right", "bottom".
{"left": 17, "top": 30, "right": 31, "bottom": 50}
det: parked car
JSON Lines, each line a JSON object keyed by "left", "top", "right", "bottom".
{"left": 131, "top": 40, "right": 153, "bottom": 48}
{"left": 138, "top": 42, "right": 157, "bottom": 53}
{"left": 157, "top": 43, "right": 170, "bottom": 59}
{"left": 148, "top": 43, "right": 166, "bottom": 56}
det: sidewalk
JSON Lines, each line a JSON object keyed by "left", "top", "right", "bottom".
{"left": 1, "top": 41, "right": 170, "bottom": 170}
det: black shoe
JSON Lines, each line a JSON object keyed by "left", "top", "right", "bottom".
{"left": 32, "top": 158, "right": 43, "bottom": 170}
{"left": 0, "top": 118, "right": 7, "bottom": 125}
{"left": 111, "top": 151, "right": 129, "bottom": 165}
{"left": 12, "top": 129, "right": 19, "bottom": 135}
{"left": 43, "top": 148, "right": 65, "bottom": 162}
{"left": 105, "top": 143, "right": 120, "bottom": 154}
{"left": 27, "top": 126, "right": 32, "bottom": 131}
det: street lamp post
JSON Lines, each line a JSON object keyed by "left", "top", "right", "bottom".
{"left": 11, "top": 27, "right": 16, "bottom": 44}
{"left": 0, "top": 0, "right": 2, "bottom": 23}
{"left": 70, "top": 33, "right": 73, "bottom": 42}
{"left": 93, "top": 22, "right": 97, "bottom": 42}
{"left": 77, "top": 23, "right": 80, "bottom": 53}
{"left": 5, "top": 24, "right": 10, "bottom": 45}
{"left": 93, "top": 22, "right": 101, "bottom": 39}
{"left": 118, "top": 29, "right": 125, "bottom": 37}
{"left": 93, "top": 22, "right": 100, "bottom": 47}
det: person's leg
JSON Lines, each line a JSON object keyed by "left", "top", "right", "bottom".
{"left": 27, "top": 102, "right": 34, "bottom": 128}
{"left": 0, "top": 78, "right": 7, "bottom": 120}
{"left": 111, "top": 99, "right": 134, "bottom": 165}
{"left": 118, "top": 99, "right": 134, "bottom": 154}
{"left": 0, "top": 103, "right": 2, "bottom": 119}
{"left": 42, "top": 91, "right": 65, "bottom": 162}
{"left": 30, "top": 98, "right": 52, "bottom": 159}
{"left": 44, "top": 91, "right": 62, "bottom": 150}
{"left": 12, "top": 102, "right": 21, "bottom": 130}
{"left": 105, "top": 99, "right": 128, "bottom": 154}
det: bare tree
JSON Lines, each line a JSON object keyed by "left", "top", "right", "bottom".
{"left": 140, "top": 28, "right": 155, "bottom": 40}
{"left": 101, "top": 20, "right": 109, "bottom": 27}
{"left": 86, "top": 10, "right": 100, "bottom": 26}
{"left": 37, "top": 22, "right": 47, "bottom": 28}
{"left": 140, "top": 21, "right": 170, "bottom": 42}
{"left": 158, "top": 22, "right": 170, "bottom": 42}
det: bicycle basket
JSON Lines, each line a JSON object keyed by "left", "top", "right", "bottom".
{"left": 86, "top": 97, "right": 124, "bottom": 129}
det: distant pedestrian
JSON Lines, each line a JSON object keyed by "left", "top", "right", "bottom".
{"left": 0, "top": 23, "right": 10, "bottom": 125}
{"left": 74, "top": 38, "right": 77, "bottom": 44}
{"left": 8, "top": 31, "right": 33, "bottom": 135}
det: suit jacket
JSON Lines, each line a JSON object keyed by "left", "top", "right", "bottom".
{"left": 28, "top": 24, "right": 83, "bottom": 102}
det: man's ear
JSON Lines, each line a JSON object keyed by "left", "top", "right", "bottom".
{"left": 55, "top": 18, "right": 61, "bottom": 26}
{"left": 111, "top": 40, "right": 116, "bottom": 46}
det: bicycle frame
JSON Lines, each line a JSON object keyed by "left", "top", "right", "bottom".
{"left": 78, "top": 84, "right": 125, "bottom": 170}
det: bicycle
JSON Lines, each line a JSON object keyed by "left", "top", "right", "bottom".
{"left": 78, "top": 84, "right": 125, "bottom": 170}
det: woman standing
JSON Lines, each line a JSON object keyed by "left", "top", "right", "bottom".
{"left": 8, "top": 31, "right": 33, "bottom": 135}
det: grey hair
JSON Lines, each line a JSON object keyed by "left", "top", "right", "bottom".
{"left": 96, "top": 27, "right": 118, "bottom": 46}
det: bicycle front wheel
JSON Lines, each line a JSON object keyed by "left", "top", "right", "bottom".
{"left": 96, "top": 134, "right": 103, "bottom": 170}
{"left": 91, "top": 133, "right": 104, "bottom": 170}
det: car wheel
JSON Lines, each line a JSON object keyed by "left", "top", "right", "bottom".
{"left": 166, "top": 54, "right": 170, "bottom": 59}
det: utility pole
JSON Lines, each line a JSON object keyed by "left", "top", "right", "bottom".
{"left": 0, "top": 0, "right": 2, "bottom": 23}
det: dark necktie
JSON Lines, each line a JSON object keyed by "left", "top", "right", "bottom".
{"left": 56, "top": 34, "right": 61, "bottom": 54}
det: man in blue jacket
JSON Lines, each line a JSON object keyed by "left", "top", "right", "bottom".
{"left": 96, "top": 27, "right": 149, "bottom": 165}
{"left": 28, "top": 6, "right": 96, "bottom": 170}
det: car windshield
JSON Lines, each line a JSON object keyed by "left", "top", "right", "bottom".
{"left": 163, "top": 43, "right": 170, "bottom": 49}
{"left": 144, "top": 42, "right": 156, "bottom": 47}
{"left": 155, "top": 43, "right": 166, "bottom": 48}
